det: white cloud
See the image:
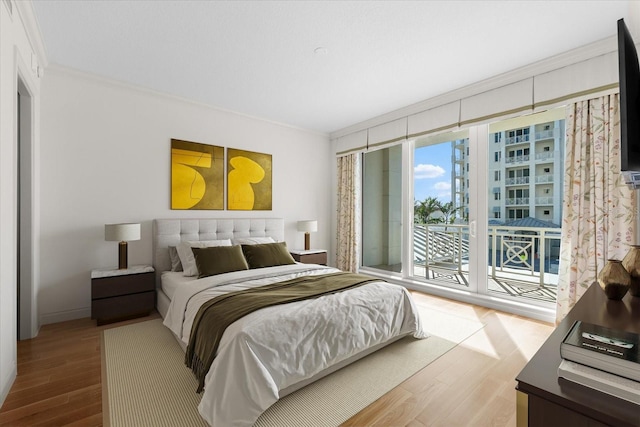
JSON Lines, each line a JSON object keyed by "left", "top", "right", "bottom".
{"left": 433, "top": 181, "right": 451, "bottom": 191}
{"left": 414, "top": 164, "right": 445, "bottom": 179}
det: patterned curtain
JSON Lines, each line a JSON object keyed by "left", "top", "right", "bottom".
{"left": 336, "top": 153, "right": 361, "bottom": 272}
{"left": 556, "top": 94, "right": 637, "bottom": 323}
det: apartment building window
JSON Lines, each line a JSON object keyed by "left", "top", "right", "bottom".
{"left": 494, "top": 212, "right": 501, "bottom": 219}
{"left": 508, "top": 188, "right": 529, "bottom": 199}
{"left": 494, "top": 133, "right": 501, "bottom": 143}
{"left": 494, "top": 192, "right": 501, "bottom": 200}
{"left": 544, "top": 167, "right": 550, "bottom": 173}
{"left": 494, "top": 151, "right": 501, "bottom": 162}
{"left": 495, "top": 171, "right": 501, "bottom": 181}
{"left": 507, "top": 208, "right": 530, "bottom": 219}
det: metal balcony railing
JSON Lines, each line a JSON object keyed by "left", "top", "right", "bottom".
{"left": 505, "top": 155, "right": 530, "bottom": 164}
{"left": 506, "top": 197, "right": 529, "bottom": 205}
{"left": 505, "top": 177, "right": 530, "bottom": 185}
{"left": 505, "top": 135, "right": 531, "bottom": 145}
{"left": 414, "top": 223, "right": 561, "bottom": 291}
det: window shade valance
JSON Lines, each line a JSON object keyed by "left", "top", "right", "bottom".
{"left": 367, "top": 118, "right": 407, "bottom": 149}
{"left": 407, "top": 101, "right": 460, "bottom": 139}
{"left": 336, "top": 129, "right": 368, "bottom": 156}
{"left": 334, "top": 41, "right": 620, "bottom": 158}
{"left": 533, "top": 52, "right": 618, "bottom": 112}
{"left": 460, "top": 79, "right": 533, "bottom": 126}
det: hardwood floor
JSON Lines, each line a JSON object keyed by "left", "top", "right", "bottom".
{"left": 0, "top": 292, "right": 554, "bottom": 426}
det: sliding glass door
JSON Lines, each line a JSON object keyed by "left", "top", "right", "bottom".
{"left": 411, "top": 129, "right": 478, "bottom": 291}
{"left": 361, "top": 144, "right": 403, "bottom": 273}
{"left": 485, "top": 109, "right": 565, "bottom": 304}
{"left": 360, "top": 108, "right": 565, "bottom": 310}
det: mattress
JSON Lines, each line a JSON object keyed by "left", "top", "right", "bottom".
{"left": 160, "top": 270, "right": 196, "bottom": 300}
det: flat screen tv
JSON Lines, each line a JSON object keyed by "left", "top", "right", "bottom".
{"left": 618, "top": 18, "right": 640, "bottom": 188}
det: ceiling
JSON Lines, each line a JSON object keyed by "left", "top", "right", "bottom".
{"left": 31, "top": 1, "right": 631, "bottom": 134}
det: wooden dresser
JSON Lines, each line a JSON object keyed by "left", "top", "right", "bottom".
{"left": 516, "top": 283, "right": 640, "bottom": 426}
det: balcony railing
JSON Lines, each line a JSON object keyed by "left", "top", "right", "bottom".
{"left": 535, "top": 196, "right": 554, "bottom": 205}
{"left": 505, "top": 155, "right": 530, "bottom": 164}
{"left": 505, "top": 177, "right": 530, "bottom": 185}
{"left": 535, "top": 129, "right": 555, "bottom": 140}
{"left": 535, "top": 174, "right": 554, "bottom": 183}
{"left": 506, "top": 197, "right": 529, "bottom": 205}
{"left": 413, "top": 223, "right": 561, "bottom": 293}
{"left": 505, "top": 135, "right": 531, "bottom": 145}
{"left": 535, "top": 152, "right": 554, "bottom": 161}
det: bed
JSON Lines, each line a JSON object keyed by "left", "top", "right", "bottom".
{"left": 153, "top": 218, "right": 426, "bottom": 426}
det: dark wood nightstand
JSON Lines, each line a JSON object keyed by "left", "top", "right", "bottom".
{"left": 290, "top": 250, "right": 327, "bottom": 265}
{"left": 91, "top": 265, "right": 155, "bottom": 325}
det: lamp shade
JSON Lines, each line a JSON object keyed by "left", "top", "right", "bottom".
{"left": 105, "top": 223, "right": 140, "bottom": 242}
{"left": 297, "top": 220, "right": 318, "bottom": 233}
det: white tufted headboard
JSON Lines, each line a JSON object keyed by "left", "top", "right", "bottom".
{"left": 152, "top": 218, "right": 284, "bottom": 285}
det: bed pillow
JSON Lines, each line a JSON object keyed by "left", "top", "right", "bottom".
{"left": 241, "top": 241, "right": 296, "bottom": 269}
{"left": 176, "top": 239, "right": 232, "bottom": 277}
{"left": 192, "top": 245, "right": 249, "bottom": 278}
{"left": 231, "top": 236, "right": 275, "bottom": 246}
{"left": 168, "top": 246, "right": 183, "bottom": 272}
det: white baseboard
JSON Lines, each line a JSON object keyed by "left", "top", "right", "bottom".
{"left": 39, "top": 307, "right": 91, "bottom": 325}
{"left": 0, "top": 360, "right": 17, "bottom": 408}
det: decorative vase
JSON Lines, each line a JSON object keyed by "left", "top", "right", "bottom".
{"left": 598, "top": 259, "right": 630, "bottom": 300}
{"left": 622, "top": 245, "right": 640, "bottom": 297}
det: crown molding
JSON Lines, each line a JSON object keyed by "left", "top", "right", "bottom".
{"left": 14, "top": 0, "right": 49, "bottom": 68}
{"left": 45, "top": 64, "right": 330, "bottom": 138}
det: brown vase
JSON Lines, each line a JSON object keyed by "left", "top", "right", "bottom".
{"left": 622, "top": 245, "right": 640, "bottom": 297}
{"left": 598, "top": 259, "right": 630, "bottom": 300}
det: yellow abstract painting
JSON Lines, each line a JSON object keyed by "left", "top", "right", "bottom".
{"left": 227, "top": 148, "right": 272, "bottom": 210}
{"left": 171, "top": 139, "right": 224, "bottom": 210}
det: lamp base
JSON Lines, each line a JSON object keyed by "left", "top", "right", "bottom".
{"left": 118, "top": 241, "right": 128, "bottom": 269}
{"left": 304, "top": 232, "right": 310, "bottom": 251}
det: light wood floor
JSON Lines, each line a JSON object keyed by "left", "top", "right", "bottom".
{"left": 0, "top": 291, "right": 554, "bottom": 426}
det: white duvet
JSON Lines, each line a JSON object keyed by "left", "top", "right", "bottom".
{"left": 163, "top": 264, "right": 426, "bottom": 426}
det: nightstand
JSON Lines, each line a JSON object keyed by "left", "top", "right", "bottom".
{"left": 289, "top": 249, "right": 327, "bottom": 265}
{"left": 91, "top": 265, "right": 155, "bottom": 325}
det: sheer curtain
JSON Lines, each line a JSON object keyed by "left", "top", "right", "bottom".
{"left": 556, "top": 94, "right": 637, "bottom": 323}
{"left": 336, "top": 153, "right": 361, "bottom": 272}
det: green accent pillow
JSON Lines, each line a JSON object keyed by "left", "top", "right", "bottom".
{"left": 192, "top": 245, "right": 249, "bottom": 278}
{"left": 241, "top": 241, "right": 296, "bottom": 269}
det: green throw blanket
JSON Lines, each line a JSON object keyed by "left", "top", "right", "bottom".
{"left": 185, "top": 271, "right": 381, "bottom": 392}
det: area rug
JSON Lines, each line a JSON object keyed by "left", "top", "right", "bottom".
{"left": 101, "top": 307, "right": 484, "bottom": 427}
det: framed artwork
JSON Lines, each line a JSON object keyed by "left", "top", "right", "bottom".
{"left": 171, "top": 139, "right": 224, "bottom": 210}
{"left": 227, "top": 148, "right": 272, "bottom": 210}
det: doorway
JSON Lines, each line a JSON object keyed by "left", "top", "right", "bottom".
{"left": 17, "top": 77, "right": 35, "bottom": 340}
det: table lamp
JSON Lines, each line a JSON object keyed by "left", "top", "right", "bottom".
{"left": 105, "top": 223, "right": 140, "bottom": 269}
{"left": 297, "top": 220, "right": 317, "bottom": 251}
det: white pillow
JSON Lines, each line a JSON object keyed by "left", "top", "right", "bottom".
{"left": 168, "top": 246, "right": 182, "bottom": 272}
{"left": 231, "top": 236, "right": 275, "bottom": 245}
{"left": 176, "top": 239, "right": 232, "bottom": 276}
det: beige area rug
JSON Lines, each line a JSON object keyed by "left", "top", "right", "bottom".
{"left": 102, "top": 307, "right": 484, "bottom": 427}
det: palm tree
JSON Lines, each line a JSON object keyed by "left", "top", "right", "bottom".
{"left": 414, "top": 196, "right": 441, "bottom": 224}
{"left": 439, "top": 201, "right": 461, "bottom": 224}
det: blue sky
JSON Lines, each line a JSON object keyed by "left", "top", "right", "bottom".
{"left": 414, "top": 142, "right": 453, "bottom": 203}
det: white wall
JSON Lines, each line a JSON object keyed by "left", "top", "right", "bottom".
{"left": 38, "top": 66, "right": 332, "bottom": 324}
{"left": 0, "top": 0, "right": 44, "bottom": 407}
